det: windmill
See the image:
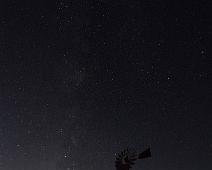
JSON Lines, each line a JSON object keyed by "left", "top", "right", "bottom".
{"left": 115, "top": 147, "right": 151, "bottom": 170}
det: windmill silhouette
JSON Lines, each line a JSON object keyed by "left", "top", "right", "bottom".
{"left": 115, "top": 147, "right": 151, "bottom": 170}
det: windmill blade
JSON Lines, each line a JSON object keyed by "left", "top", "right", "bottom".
{"left": 115, "top": 148, "right": 137, "bottom": 169}
{"left": 138, "top": 147, "right": 151, "bottom": 159}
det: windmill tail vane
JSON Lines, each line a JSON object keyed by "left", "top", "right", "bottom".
{"left": 138, "top": 147, "right": 151, "bottom": 159}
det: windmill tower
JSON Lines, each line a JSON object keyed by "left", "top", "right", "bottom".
{"left": 115, "top": 148, "right": 151, "bottom": 170}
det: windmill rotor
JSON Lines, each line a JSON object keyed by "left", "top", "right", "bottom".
{"left": 115, "top": 147, "right": 151, "bottom": 170}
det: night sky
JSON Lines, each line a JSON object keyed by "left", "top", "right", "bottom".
{"left": 0, "top": 0, "right": 212, "bottom": 170}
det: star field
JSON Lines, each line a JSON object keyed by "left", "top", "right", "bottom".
{"left": 0, "top": 0, "right": 211, "bottom": 170}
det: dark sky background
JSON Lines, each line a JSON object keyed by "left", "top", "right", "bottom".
{"left": 0, "top": 0, "right": 212, "bottom": 170}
